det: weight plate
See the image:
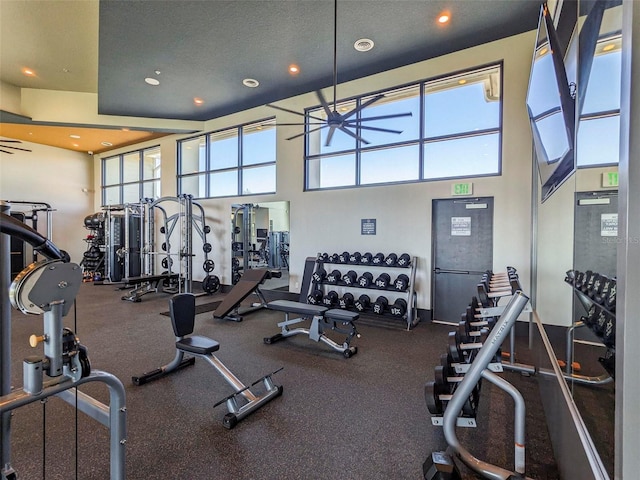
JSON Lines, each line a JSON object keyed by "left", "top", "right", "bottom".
{"left": 203, "top": 259, "right": 215, "bottom": 272}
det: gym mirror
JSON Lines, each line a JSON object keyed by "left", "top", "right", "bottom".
{"left": 230, "top": 201, "right": 290, "bottom": 291}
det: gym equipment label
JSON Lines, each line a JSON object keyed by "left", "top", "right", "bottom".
{"left": 601, "top": 213, "right": 618, "bottom": 237}
{"left": 451, "top": 217, "right": 471, "bottom": 236}
{"left": 361, "top": 218, "right": 376, "bottom": 235}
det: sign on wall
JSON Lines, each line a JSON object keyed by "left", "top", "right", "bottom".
{"left": 601, "top": 213, "right": 618, "bottom": 237}
{"left": 451, "top": 216, "right": 471, "bottom": 236}
{"left": 361, "top": 218, "right": 376, "bottom": 235}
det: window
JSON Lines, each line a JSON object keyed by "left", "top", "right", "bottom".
{"left": 178, "top": 118, "right": 276, "bottom": 198}
{"left": 305, "top": 64, "right": 502, "bottom": 190}
{"left": 577, "top": 34, "right": 621, "bottom": 167}
{"left": 101, "top": 146, "right": 161, "bottom": 206}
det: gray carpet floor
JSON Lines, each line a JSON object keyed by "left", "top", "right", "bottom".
{"left": 5, "top": 283, "right": 559, "bottom": 479}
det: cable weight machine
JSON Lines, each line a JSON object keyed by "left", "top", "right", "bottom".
{"left": 0, "top": 202, "right": 126, "bottom": 480}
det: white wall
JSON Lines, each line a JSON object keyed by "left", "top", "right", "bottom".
{"left": 1, "top": 140, "right": 94, "bottom": 263}
{"left": 92, "top": 30, "right": 538, "bottom": 313}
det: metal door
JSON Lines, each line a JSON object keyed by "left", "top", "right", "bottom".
{"left": 432, "top": 197, "right": 494, "bottom": 324}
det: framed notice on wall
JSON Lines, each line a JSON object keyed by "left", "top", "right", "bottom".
{"left": 361, "top": 218, "right": 376, "bottom": 235}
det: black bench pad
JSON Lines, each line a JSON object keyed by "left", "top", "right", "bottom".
{"left": 325, "top": 309, "right": 359, "bottom": 322}
{"left": 176, "top": 335, "right": 220, "bottom": 355}
{"left": 267, "top": 300, "right": 327, "bottom": 316}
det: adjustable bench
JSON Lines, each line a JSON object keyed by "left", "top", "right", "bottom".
{"left": 264, "top": 300, "right": 360, "bottom": 358}
{"left": 133, "top": 293, "right": 283, "bottom": 429}
{"left": 213, "top": 268, "right": 281, "bottom": 322}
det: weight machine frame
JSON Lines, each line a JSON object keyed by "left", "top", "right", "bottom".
{"left": 0, "top": 202, "right": 126, "bottom": 480}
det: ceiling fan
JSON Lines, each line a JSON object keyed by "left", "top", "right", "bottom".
{"left": 266, "top": 0, "right": 412, "bottom": 147}
{"left": 0, "top": 139, "right": 31, "bottom": 155}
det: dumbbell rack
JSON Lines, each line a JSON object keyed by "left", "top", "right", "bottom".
{"left": 565, "top": 270, "right": 616, "bottom": 380}
{"left": 304, "top": 253, "right": 419, "bottom": 330}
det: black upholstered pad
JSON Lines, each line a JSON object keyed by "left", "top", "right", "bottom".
{"left": 267, "top": 300, "right": 327, "bottom": 316}
{"left": 170, "top": 293, "right": 196, "bottom": 337}
{"left": 176, "top": 335, "right": 220, "bottom": 355}
{"left": 325, "top": 309, "right": 359, "bottom": 321}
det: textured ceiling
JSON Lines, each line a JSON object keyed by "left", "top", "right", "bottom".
{"left": 0, "top": 0, "right": 543, "bottom": 153}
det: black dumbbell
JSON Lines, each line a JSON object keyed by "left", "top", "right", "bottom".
{"left": 307, "top": 289, "right": 324, "bottom": 305}
{"left": 339, "top": 292, "right": 355, "bottom": 309}
{"left": 372, "top": 296, "right": 388, "bottom": 314}
{"left": 360, "top": 252, "right": 373, "bottom": 265}
{"left": 312, "top": 267, "right": 327, "bottom": 283}
{"left": 318, "top": 252, "right": 329, "bottom": 262}
{"left": 604, "top": 279, "right": 616, "bottom": 311}
{"left": 397, "top": 253, "right": 411, "bottom": 267}
{"left": 349, "top": 252, "right": 362, "bottom": 264}
{"left": 564, "top": 270, "right": 576, "bottom": 285}
{"left": 593, "top": 276, "right": 611, "bottom": 304}
{"left": 389, "top": 298, "right": 407, "bottom": 317}
{"left": 424, "top": 380, "right": 446, "bottom": 415}
{"left": 330, "top": 253, "right": 340, "bottom": 263}
{"left": 372, "top": 252, "right": 385, "bottom": 265}
{"left": 357, "top": 272, "right": 374, "bottom": 288}
{"left": 587, "top": 274, "right": 603, "bottom": 299}
{"left": 338, "top": 251, "right": 350, "bottom": 264}
{"left": 384, "top": 253, "right": 398, "bottom": 267}
{"left": 593, "top": 311, "right": 608, "bottom": 336}
{"left": 574, "top": 270, "right": 589, "bottom": 290}
{"left": 374, "top": 273, "right": 391, "bottom": 289}
{"left": 354, "top": 294, "right": 371, "bottom": 312}
{"left": 326, "top": 269, "right": 342, "bottom": 284}
{"left": 342, "top": 270, "right": 357, "bottom": 286}
{"left": 602, "top": 314, "right": 616, "bottom": 348}
{"left": 581, "top": 271, "right": 597, "bottom": 293}
{"left": 323, "top": 291, "right": 339, "bottom": 307}
{"left": 394, "top": 274, "right": 409, "bottom": 291}
{"left": 232, "top": 271, "right": 241, "bottom": 284}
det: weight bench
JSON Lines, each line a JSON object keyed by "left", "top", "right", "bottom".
{"left": 121, "top": 273, "right": 180, "bottom": 302}
{"left": 213, "top": 268, "right": 282, "bottom": 322}
{"left": 264, "top": 300, "right": 360, "bottom": 358}
{"left": 133, "top": 293, "right": 283, "bottom": 429}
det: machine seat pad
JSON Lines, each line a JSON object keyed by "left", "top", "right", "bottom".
{"left": 325, "top": 309, "right": 359, "bottom": 322}
{"left": 267, "top": 300, "right": 328, "bottom": 316}
{"left": 176, "top": 335, "right": 220, "bottom": 355}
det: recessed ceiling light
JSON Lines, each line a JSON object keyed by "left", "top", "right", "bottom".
{"left": 144, "top": 77, "right": 160, "bottom": 86}
{"left": 438, "top": 12, "right": 450, "bottom": 24}
{"left": 72, "top": 143, "right": 79, "bottom": 147}
{"left": 121, "top": 128, "right": 130, "bottom": 131}
{"left": 288, "top": 64, "right": 300, "bottom": 75}
{"left": 194, "top": 97, "right": 204, "bottom": 105}
{"left": 70, "top": 134, "right": 81, "bottom": 139}
{"left": 21, "top": 67, "right": 36, "bottom": 77}
{"left": 155, "top": 70, "right": 161, "bottom": 75}
{"left": 101, "top": 141, "right": 113, "bottom": 147}
{"left": 243, "top": 78, "right": 260, "bottom": 88}
{"left": 354, "top": 38, "right": 374, "bottom": 52}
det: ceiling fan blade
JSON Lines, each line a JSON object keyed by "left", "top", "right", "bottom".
{"left": 338, "top": 126, "right": 370, "bottom": 145}
{"left": 346, "top": 124, "right": 403, "bottom": 135}
{"left": 324, "top": 126, "right": 337, "bottom": 147}
{"left": 341, "top": 94, "right": 384, "bottom": 121}
{"left": 355, "top": 112, "right": 414, "bottom": 122}
{"left": 316, "top": 90, "right": 333, "bottom": 117}
{"left": 0, "top": 149, "right": 14, "bottom": 154}
{"left": 286, "top": 125, "right": 327, "bottom": 141}
{"left": 277, "top": 122, "right": 325, "bottom": 126}
{"left": 2, "top": 145, "right": 32, "bottom": 152}
{"left": 0, "top": 139, "right": 23, "bottom": 143}
{"left": 266, "top": 103, "right": 326, "bottom": 122}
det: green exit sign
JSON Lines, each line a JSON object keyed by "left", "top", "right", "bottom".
{"left": 451, "top": 182, "right": 473, "bottom": 196}
{"left": 602, "top": 172, "right": 619, "bottom": 188}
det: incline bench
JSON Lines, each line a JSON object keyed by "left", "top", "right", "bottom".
{"left": 264, "top": 300, "right": 360, "bottom": 358}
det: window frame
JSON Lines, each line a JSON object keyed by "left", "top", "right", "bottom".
{"left": 303, "top": 62, "right": 504, "bottom": 191}
{"left": 177, "top": 117, "right": 277, "bottom": 199}
{"left": 101, "top": 145, "right": 161, "bottom": 206}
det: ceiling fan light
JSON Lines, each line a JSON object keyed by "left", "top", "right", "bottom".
{"left": 144, "top": 77, "right": 160, "bottom": 86}
{"left": 354, "top": 38, "right": 374, "bottom": 52}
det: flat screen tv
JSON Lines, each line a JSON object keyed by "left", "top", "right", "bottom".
{"left": 526, "top": 3, "right": 576, "bottom": 203}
